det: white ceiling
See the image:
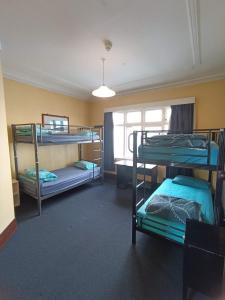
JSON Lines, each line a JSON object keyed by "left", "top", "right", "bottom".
{"left": 0, "top": 0, "right": 225, "bottom": 100}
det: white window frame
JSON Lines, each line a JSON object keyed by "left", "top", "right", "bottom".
{"left": 110, "top": 97, "right": 195, "bottom": 160}
{"left": 113, "top": 106, "right": 171, "bottom": 160}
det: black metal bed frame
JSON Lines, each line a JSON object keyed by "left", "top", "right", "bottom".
{"left": 132, "top": 128, "right": 225, "bottom": 245}
{"left": 12, "top": 123, "right": 104, "bottom": 216}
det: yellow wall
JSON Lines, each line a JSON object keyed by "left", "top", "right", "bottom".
{"left": 4, "top": 76, "right": 225, "bottom": 181}
{"left": 89, "top": 79, "right": 225, "bottom": 181}
{"left": 4, "top": 79, "right": 90, "bottom": 175}
{"left": 89, "top": 79, "right": 225, "bottom": 128}
{"left": 0, "top": 61, "right": 15, "bottom": 234}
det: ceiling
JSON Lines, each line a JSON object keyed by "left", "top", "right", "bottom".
{"left": 0, "top": 0, "right": 225, "bottom": 100}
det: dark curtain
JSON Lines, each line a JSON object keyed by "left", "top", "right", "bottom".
{"left": 166, "top": 103, "right": 194, "bottom": 178}
{"left": 104, "top": 112, "right": 115, "bottom": 171}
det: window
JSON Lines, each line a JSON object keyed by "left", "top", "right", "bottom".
{"left": 113, "top": 106, "right": 171, "bottom": 159}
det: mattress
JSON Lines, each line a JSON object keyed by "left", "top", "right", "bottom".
{"left": 19, "top": 166, "right": 101, "bottom": 198}
{"left": 138, "top": 141, "right": 219, "bottom": 166}
{"left": 16, "top": 134, "right": 100, "bottom": 144}
{"left": 137, "top": 178, "right": 214, "bottom": 244}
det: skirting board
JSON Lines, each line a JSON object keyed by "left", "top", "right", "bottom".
{"left": 0, "top": 219, "right": 17, "bottom": 249}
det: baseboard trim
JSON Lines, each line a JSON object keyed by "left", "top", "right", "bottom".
{"left": 0, "top": 219, "right": 17, "bottom": 249}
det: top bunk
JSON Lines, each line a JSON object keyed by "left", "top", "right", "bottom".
{"left": 12, "top": 123, "right": 103, "bottom": 146}
{"left": 132, "top": 128, "right": 225, "bottom": 171}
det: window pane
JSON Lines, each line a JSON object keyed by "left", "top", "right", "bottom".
{"left": 164, "top": 124, "right": 169, "bottom": 130}
{"left": 113, "top": 112, "right": 124, "bottom": 125}
{"left": 145, "top": 109, "right": 162, "bottom": 122}
{"left": 126, "top": 111, "right": 141, "bottom": 123}
{"left": 165, "top": 107, "right": 171, "bottom": 122}
{"left": 114, "top": 125, "right": 124, "bottom": 158}
{"left": 125, "top": 126, "right": 141, "bottom": 158}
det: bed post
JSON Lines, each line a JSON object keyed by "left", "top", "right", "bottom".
{"left": 78, "top": 144, "right": 82, "bottom": 161}
{"left": 214, "top": 129, "right": 225, "bottom": 224}
{"left": 132, "top": 131, "right": 138, "bottom": 245}
{"left": 12, "top": 125, "right": 19, "bottom": 180}
{"left": 32, "top": 124, "right": 41, "bottom": 216}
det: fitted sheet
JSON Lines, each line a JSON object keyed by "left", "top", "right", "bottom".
{"left": 137, "top": 178, "right": 214, "bottom": 244}
{"left": 19, "top": 166, "right": 101, "bottom": 198}
{"left": 138, "top": 141, "right": 219, "bottom": 166}
{"left": 16, "top": 134, "right": 100, "bottom": 144}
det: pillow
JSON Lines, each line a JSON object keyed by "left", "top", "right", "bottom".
{"left": 74, "top": 160, "right": 97, "bottom": 170}
{"left": 25, "top": 168, "right": 57, "bottom": 182}
{"left": 145, "top": 194, "right": 202, "bottom": 224}
{"left": 172, "top": 175, "right": 210, "bottom": 190}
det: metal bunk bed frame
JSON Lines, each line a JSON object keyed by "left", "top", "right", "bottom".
{"left": 132, "top": 128, "right": 225, "bottom": 245}
{"left": 12, "top": 123, "right": 104, "bottom": 216}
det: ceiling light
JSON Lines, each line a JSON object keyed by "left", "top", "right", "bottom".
{"left": 92, "top": 40, "right": 116, "bottom": 98}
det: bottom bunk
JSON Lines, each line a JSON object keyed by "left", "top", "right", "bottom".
{"left": 19, "top": 166, "right": 101, "bottom": 200}
{"left": 136, "top": 177, "right": 215, "bottom": 244}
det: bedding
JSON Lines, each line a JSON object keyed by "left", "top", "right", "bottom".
{"left": 137, "top": 178, "right": 214, "bottom": 244}
{"left": 146, "top": 134, "right": 208, "bottom": 148}
{"left": 25, "top": 168, "right": 57, "bottom": 182}
{"left": 16, "top": 127, "right": 52, "bottom": 136}
{"left": 19, "top": 166, "right": 101, "bottom": 198}
{"left": 15, "top": 133, "right": 100, "bottom": 144}
{"left": 74, "top": 160, "right": 97, "bottom": 170}
{"left": 145, "top": 194, "right": 202, "bottom": 224}
{"left": 172, "top": 175, "right": 210, "bottom": 190}
{"left": 138, "top": 141, "right": 218, "bottom": 166}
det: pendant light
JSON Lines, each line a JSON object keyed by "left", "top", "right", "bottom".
{"left": 92, "top": 40, "right": 116, "bottom": 98}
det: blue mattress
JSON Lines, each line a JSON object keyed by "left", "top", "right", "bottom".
{"left": 16, "top": 134, "right": 100, "bottom": 144}
{"left": 19, "top": 166, "right": 101, "bottom": 198}
{"left": 137, "top": 179, "right": 214, "bottom": 244}
{"left": 138, "top": 141, "right": 218, "bottom": 166}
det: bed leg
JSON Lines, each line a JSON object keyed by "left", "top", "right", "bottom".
{"left": 132, "top": 216, "right": 136, "bottom": 245}
{"left": 37, "top": 197, "right": 41, "bottom": 216}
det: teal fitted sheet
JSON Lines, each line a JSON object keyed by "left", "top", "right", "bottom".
{"left": 137, "top": 178, "right": 214, "bottom": 244}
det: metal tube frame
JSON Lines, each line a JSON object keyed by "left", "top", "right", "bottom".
{"left": 11, "top": 123, "right": 104, "bottom": 216}
{"left": 32, "top": 124, "right": 41, "bottom": 215}
{"left": 132, "top": 128, "right": 225, "bottom": 245}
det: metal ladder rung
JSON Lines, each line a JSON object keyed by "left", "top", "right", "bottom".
{"left": 93, "top": 158, "right": 102, "bottom": 161}
{"left": 137, "top": 198, "right": 145, "bottom": 207}
{"left": 136, "top": 181, "right": 145, "bottom": 189}
{"left": 93, "top": 149, "right": 101, "bottom": 152}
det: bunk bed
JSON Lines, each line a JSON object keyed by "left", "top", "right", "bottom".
{"left": 12, "top": 123, "right": 104, "bottom": 216}
{"left": 132, "top": 129, "right": 225, "bottom": 245}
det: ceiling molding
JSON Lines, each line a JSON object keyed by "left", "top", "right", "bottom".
{"left": 108, "top": 71, "right": 225, "bottom": 98}
{"left": 3, "top": 67, "right": 225, "bottom": 103}
{"left": 186, "top": 0, "right": 201, "bottom": 65}
{"left": 3, "top": 66, "right": 90, "bottom": 100}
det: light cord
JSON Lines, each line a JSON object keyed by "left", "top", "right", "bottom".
{"left": 102, "top": 58, "right": 105, "bottom": 85}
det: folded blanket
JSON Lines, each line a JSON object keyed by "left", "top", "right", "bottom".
{"left": 25, "top": 168, "right": 57, "bottom": 182}
{"left": 146, "top": 134, "right": 208, "bottom": 149}
{"left": 145, "top": 194, "right": 201, "bottom": 224}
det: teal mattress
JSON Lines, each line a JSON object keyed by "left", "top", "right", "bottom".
{"left": 137, "top": 179, "right": 214, "bottom": 244}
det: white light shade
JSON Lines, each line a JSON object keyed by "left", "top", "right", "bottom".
{"left": 92, "top": 85, "right": 116, "bottom": 98}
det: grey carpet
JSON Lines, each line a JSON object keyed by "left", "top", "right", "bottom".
{"left": 0, "top": 179, "right": 210, "bottom": 300}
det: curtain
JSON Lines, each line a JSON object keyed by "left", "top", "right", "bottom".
{"left": 104, "top": 112, "right": 115, "bottom": 171}
{"left": 166, "top": 103, "right": 194, "bottom": 178}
